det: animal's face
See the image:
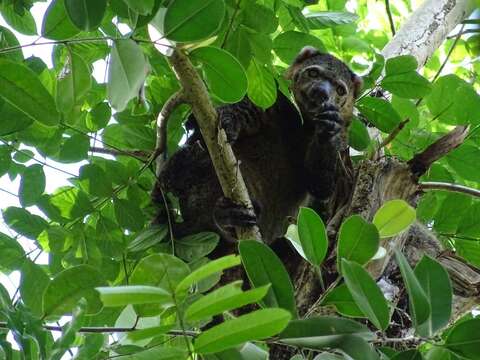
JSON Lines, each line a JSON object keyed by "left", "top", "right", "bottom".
{"left": 288, "top": 47, "right": 362, "bottom": 123}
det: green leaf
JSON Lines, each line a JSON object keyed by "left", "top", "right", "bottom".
{"left": 19, "top": 164, "right": 45, "bottom": 207}
{"left": 56, "top": 52, "right": 92, "bottom": 113}
{"left": 42, "top": 0, "right": 80, "bottom": 40}
{"left": 175, "top": 232, "right": 220, "bottom": 262}
{"left": 0, "top": 4, "right": 36, "bottom": 35}
{"left": 176, "top": 255, "right": 241, "bottom": 295}
{"left": 65, "top": 0, "right": 107, "bottom": 31}
{"left": 0, "top": 25, "right": 23, "bottom": 61}
{"left": 426, "top": 75, "right": 480, "bottom": 125}
{"left": 49, "top": 186, "right": 93, "bottom": 220}
{"left": 348, "top": 117, "right": 370, "bottom": 151}
{"left": 241, "top": 3, "right": 278, "bottom": 34}
{"left": 2, "top": 206, "right": 48, "bottom": 239}
{"left": 381, "top": 72, "right": 431, "bottom": 99}
{"left": 373, "top": 200, "right": 416, "bottom": 237}
{"left": 297, "top": 207, "right": 328, "bottom": 266}
{"left": 78, "top": 164, "right": 113, "bottom": 197}
{"left": 107, "top": 39, "right": 147, "bottom": 111}
{"left": 305, "top": 12, "right": 358, "bottom": 29}
{"left": 321, "top": 283, "right": 364, "bottom": 318}
{"left": 447, "top": 145, "right": 480, "bottom": 183}
{"left": 0, "top": 232, "right": 25, "bottom": 273}
{"left": 385, "top": 55, "right": 418, "bottom": 75}
{"left": 391, "top": 350, "right": 423, "bottom": 360}
{"left": 20, "top": 260, "right": 50, "bottom": 317}
{"left": 127, "top": 325, "right": 175, "bottom": 341}
{"left": 239, "top": 240, "right": 297, "bottom": 317}
{"left": 102, "top": 124, "right": 155, "bottom": 151}
{"left": 86, "top": 102, "right": 111, "bottom": 131}
{"left": 195, "top": 308, "right": 291, "bottom": 354}
{"left": 96, "top": 285, "right": 172, "bottom": 307}
{"left": 0, "top": 145, "right": 11, "bottom": 176}
{"left": 333, "top": 335, "right": 380, "bottom": 360}
{"left": 113, "top": 197, "right": 145, "bottom": 231}
{"left": 273, "top": 31, "right": 325, "bottom": 64}
{"left": 190, "top": 46, "right": 247, "bottom": 103}
{"left": 123, "top": 0, "right": 155, "bottom": 15}
{"left": 185, "top": 282, "right": 270, "bottom": 322}
{"left": 43, "top": 265, "right": 106, "bottom": 317}
{"left": 164, "top": 0, "right": 225, "bottom": 42}
{"left": 414, "top": 256, "right": 452, "bottom": 337}
{"left": 357, "top": 97, "right": 401, "bottom": 133}
{"left": 127, "top": 224, "right": 168, "bottom": 253}
{"left": 278, "top": 316, "right": 374, "bottom": 348}
{"left": 337, "top": 215, "right": 379, "bottom": 269}
{"left": 394, "top": 249, "right": 431, "bottom": 330}
{"left": 458, "top": 202, "right": 480, "bottom": 238}
{"left": 130, "top": 253, "right": 190, "bottom": 316}
{"left": 0, "top": 59, "right": 59, "bottom": 126}
{"left": 246, "top": 59, "right": 277, "bottom": 109}
{"left": 0, "top": 100, "right": 34, "bottom": 136}
{"left": 445, "top": 318, "right": 480, "bottom": 360}
{"left": 341, "top": 259, "right": 390, "bottom": 330}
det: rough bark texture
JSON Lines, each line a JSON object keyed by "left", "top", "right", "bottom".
{"left": 381, "top": 0, "right": 476, "bottom": 67}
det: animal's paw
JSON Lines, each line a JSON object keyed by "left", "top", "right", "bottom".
{"left": 213, "top": 197, "right": 257, "bottom": 229}
{"left": 219, "top": 112, "right": 241, "bottom": 144}
{"left": 312, "top": 104, "right": 344, "bottom": 141}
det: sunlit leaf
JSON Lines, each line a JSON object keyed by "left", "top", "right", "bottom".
{"left": 373, "top": 200, "right": 416, "bottom": 237}
{"left": 195, "top": 308, "right": 291, "bottom": 354}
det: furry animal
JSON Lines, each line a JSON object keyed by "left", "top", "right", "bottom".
{"left": 156, "top": 47, "right": 362, "bottom": 243}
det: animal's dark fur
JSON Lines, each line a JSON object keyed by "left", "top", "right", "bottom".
{"left": 155, "top": 47, "right": 362, "bottom": 244}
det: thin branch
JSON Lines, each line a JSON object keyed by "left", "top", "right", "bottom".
{"left": 420, "top": 182, "right": 480, "bottom": 199}
{"left": 377, "top": 118, "right": 409, "bottom": 151}
{"left": 0, "top": 139, "right": 78, "bottom": 177}
{"left": 385, "top": 0, "right": 396, "bottom": 36}
{"left": 153, "top": 90, "right": 185, "bottom": 176}
{"left": 90, "top": 146, "right": 150, "bottom": 159}
{"left": 0, "top": 322, "right": 197, "bottom": 336}
{"left": 433, "top": 24, "right": 466, "bottom": 83}
{"left": 447, "top": 28, "right": 480, "bottom": 39}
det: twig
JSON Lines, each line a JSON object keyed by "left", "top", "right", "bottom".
{"left": 447, "top": 28, "right": 479, "bottom": 39}
{"left": 385, "top": 0, "right": 396, "bottom": 36}
{"left": 433, "top": 24, "right": 466, "bottom": 83}
{"left": 90, "top": 146, "right": 150, "bottom": 159}
{"left": 0, "top": 322, "right": 197, "bottom": 336}
{"left": 153, "top": 90, "right": 185, "bottom": 176}
{"left": 420, "top": 181, "right": 480, "bottom": 199}
{"left": 377, "top": 118, "right": 409, "bottom": 151}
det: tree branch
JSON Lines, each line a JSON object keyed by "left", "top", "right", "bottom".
{"left": 166, "top": 48, "right": 262, "bottom": 241}
{"left": 420, "top": 182, "right": 480, "bottom": 199}
{"left": 408, "top": 125, "right": 469, "bottom": 177}
{"left": 153, "top": 90, "right": 186, "bottom": 176}
{"left": 90, "top": 146, "right": 150, "bottom": 159}
{"left": 385, "top": 0, "right": 396, "bottom": 36}
{"left": 0, "top": 322, "right": 198, "bottom": 336}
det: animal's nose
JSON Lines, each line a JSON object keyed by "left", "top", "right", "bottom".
{"left": 309, "top": 83, "right": 332, "bottom": 103}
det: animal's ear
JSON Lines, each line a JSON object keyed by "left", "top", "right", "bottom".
{"left": 352, "top": 74, "right": 363, "bottom": 98}
{"left": 285, "top": 46, "right": 320, "bottom": 80}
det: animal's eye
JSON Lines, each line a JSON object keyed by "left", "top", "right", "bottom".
{"left": 307, "top": 68, "right": 320, "bottom": 78}
{"left": 336, "top": 85, "right": 347, "bottom": 96}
